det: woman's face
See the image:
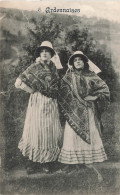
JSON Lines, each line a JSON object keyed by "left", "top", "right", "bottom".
{"left": 73, "top": 56, "right": 84, "bottom": 70}
{"left": 40, "top": 48, "right": 52, "bottom": 62}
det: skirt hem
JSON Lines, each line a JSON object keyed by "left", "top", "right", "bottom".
{"left": 18, "top": 144, "right": 60, "bottom": 163}
{"left": 58, "top": 148, "right": 107, "bottom": 164}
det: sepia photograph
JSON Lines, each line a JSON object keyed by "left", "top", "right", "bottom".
{"left": 0, "top": 0, "right": 120, "bottom": 194}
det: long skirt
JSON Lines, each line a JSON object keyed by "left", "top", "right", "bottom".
{"left": 58, "top": 107, "right": 107, "bottom": 164}
{"left": 18, "top": 92, "right": 63, "bottom": 163}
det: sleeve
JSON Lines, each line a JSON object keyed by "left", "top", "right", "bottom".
{"left": 18, "top": 63, "right": 36, "bottom": 89}
{"left": 15, "top": 63, "right": 35, "bottom": 93}
{"left": 89, "top": 73, "right": 110, "bottom": 114}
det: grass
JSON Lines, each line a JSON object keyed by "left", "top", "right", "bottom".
{"left": 102, "top": 102, "right": 120, "bottom": 161}
{"left": 1, "top": 163, "right": 120, "bottom": 195}
{"left": 1, "top": 102, "right": 120, "bottom": 195}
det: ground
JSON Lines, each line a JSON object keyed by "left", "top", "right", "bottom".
{"left": 1, "top": 161, "right": 120, "bottom": 195}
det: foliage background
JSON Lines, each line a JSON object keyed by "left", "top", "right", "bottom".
{"left": 0, "top": 7, "right": 120, "bottom": 169}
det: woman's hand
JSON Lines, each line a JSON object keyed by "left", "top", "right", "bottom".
{"left": 15, "top": 78, "right": 22, "bottom": 88}
{"left": 84, "top": 95, "right": 98, "bottom": 101}
{"left": 36, "top": 57, "right": 41, "bottom": 63}
{"left": 15, "top": 78, "right": 34, "bottom": 94}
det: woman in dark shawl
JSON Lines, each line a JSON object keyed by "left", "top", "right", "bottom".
{"left": 58, "top": 51, "right": 110, "bottom": 182}
{"left": 15, "top": 41, "right": 63, "bottom": 174}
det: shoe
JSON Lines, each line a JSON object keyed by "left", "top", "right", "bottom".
{"left": 97, "top": 173, "right": 103, "bottom": 183}
{"left": 42, "top": 166, "right": 50, "bottom": 174}
{"left": 61, "top": 165, "right": 70, "bottom": 173}
{"left": 26, "top": 167, "right": 35, "bottom": 175}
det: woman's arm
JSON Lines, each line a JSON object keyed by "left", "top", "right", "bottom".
{"left": 87, "top": 73, "right": 110, "bottom": 113}
{"left": 15, "top": 78, "right": 34, "bottom": 93}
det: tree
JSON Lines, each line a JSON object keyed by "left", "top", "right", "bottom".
{"left": 21, "top": 14, "right": 62, "bottom": 62}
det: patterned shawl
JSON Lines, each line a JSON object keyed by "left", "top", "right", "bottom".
{"left": 19, "top": 60, "right": 60, "bottom": 98}
{"left": 58, "top": 69, "right": 110, "bottom": 144}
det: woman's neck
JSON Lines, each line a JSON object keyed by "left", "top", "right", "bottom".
{"left": 74, "top": 68, "right": 83, "bottom": 75}
{"left": 40, "top": 59, "right": 51, "bottom": 65}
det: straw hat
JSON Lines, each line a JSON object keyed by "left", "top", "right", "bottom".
{"left": 36, "top": 41, "right": 55, "bottom": 57}
{"left": 69, "top": 51, "right": 88, "bottom": 65}
{"left": 68, "top": 51, "right": 101, "bottom": 74}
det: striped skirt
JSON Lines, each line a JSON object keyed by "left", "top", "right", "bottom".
{"left": 18, "top": 92, "right": 63, "bottom": 163}
{"left": 58, "top": 107, "right": 107, "bottom": 164}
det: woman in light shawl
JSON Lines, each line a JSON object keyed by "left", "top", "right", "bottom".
{"left": 15, "top": 41, "right": 63, "bottom": 174}
{"left": 58, "top": 51, "right": 110, "bottom": 182}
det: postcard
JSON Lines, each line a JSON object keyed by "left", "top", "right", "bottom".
{"left": 0, "top": 1, "right": 120, "bottom": 195}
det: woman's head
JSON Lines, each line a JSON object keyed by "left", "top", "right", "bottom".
{"left": 36, "top": 41, "right": 55, "bottom": 61}
{"left": 40, "top": 48, "right": 52, "bottom": 62}
{"left": 69, "top": 51, "right": 89, "bottom": 71}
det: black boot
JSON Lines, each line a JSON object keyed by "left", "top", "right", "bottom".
{"left": 25, "top": 159, "right": 35, "bottom": 175}
{"left": 42, "top": 163, "right": 51, "bottom": 174}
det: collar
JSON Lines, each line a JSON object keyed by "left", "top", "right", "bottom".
{"left": 39, "top": 59, "right": 50, "bottom": 65}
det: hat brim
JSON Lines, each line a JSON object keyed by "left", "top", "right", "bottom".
{"left": 36, "top": 46, "right": 55, "bottom": 58}
{"left": 69, "top": 54, "right": 88, "bottom": 65}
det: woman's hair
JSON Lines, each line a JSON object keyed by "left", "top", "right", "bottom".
{"left": 40, "top": 47, "right": 52, "bottom": 57}
{"left": 35, "top": 47, "right": 52, "bottom": 58}
{"left": 83, "top": 61, "right": 89, "bottom": 71}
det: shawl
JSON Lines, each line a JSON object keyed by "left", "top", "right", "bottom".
{"left": 19, "top": 60, "right": 60, "bottom": 98}
{"left": 58, "top": 69, "right": 110, "bottom": 144}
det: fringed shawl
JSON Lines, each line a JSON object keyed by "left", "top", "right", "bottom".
{"left": 19, "top": 60, "right": 60, "bottom": 99}
{"left": 58, "top": 69, "right": 110, "bottom": 144}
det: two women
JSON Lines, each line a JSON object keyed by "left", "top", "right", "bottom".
{"left": 58, "top": 51, "right": 110, "bottom": 182}
{"left": 15, "top": 41, "right": 110, "bottom": 181}
{"left": 15, "top": 41, "right": 63, "bottom": 174}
